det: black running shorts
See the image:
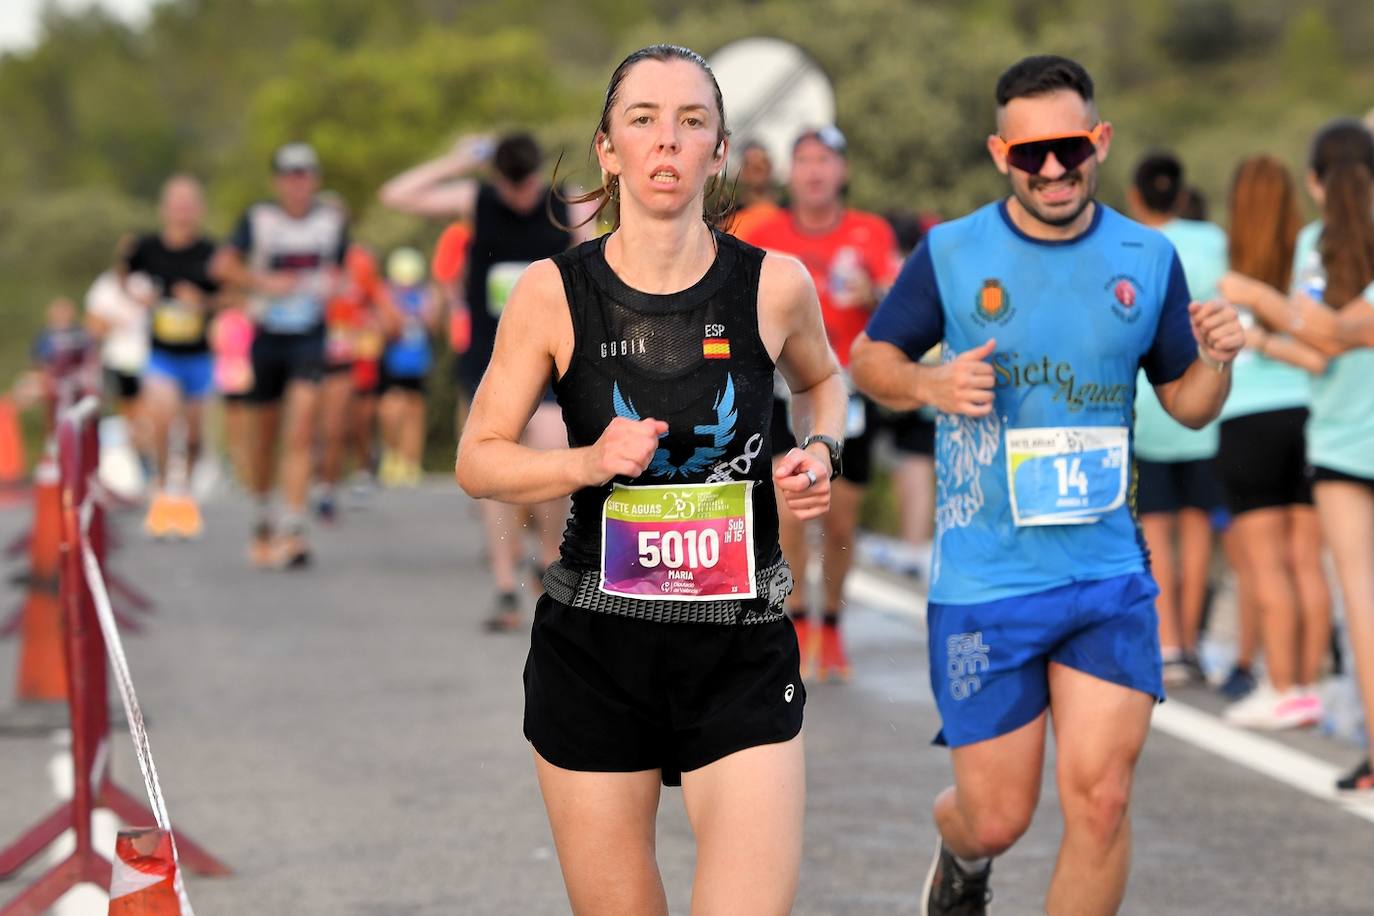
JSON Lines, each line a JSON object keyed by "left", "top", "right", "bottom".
{"left": 379, "top": 372, "right": 427, "bottom": 395}
{"left": 769, "top": 396, "right": 875, "bottom": 486}
{"left": 1216, "top": 408, "right": 1313, "bottom": 514}
{"left": 248, "top": 328, "right": 325, "bottom": 403}
{"left": 886, "top": 409, "right": 936, "bottom": 457}
{"left": 524, "top": 595, "right": 806, "bottom": 787}
{"left": 1135, "top": 457, "right": 1224, "bottom": 515}
{"left": 104, "top": 368, "right": 141, "bottom": 402}
{"left": 1312, "top": 465, "right": 1374, "bottom": 493}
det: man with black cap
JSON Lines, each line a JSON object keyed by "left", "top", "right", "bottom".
{"left": 381, "top": 132, "right": 595, "bottom": 630}
{"left": 213, "top": 141, "right": 349, "bottom": 568}
{"left": 741, "top": 125, "right": 902, "bottom": 681}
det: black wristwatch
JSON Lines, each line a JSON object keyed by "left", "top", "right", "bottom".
{"left": 800, "top": 434, "right": 843, "bottom": 480}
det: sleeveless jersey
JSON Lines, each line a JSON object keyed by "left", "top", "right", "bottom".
{"left": 551, "top": 232, "right": 781, "bottom": 585}
{"left": 229, "top": 200, "right": 348, "bottom": 335}
{"left": 461, "top": 183, "right": 570, "bottom": 391}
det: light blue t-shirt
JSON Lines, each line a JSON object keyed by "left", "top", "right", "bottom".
{"left": 1219, "top": 224, "right": 1314, "bottom": 421}
{"left": 868, "top": 201, "right": 1196, "bottom": 604}
{"left": 1132, "top": 219, "right": 1226, "bottom": 461}
{"left": 1297, "top": 221, "right": 1374, "bottom": 477}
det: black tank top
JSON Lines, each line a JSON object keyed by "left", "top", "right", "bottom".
{"left": 462, "top": 183, "right": 570, "bottom": 388}
{"left": 552, "top": 231, "right": 780, "bottom": 574}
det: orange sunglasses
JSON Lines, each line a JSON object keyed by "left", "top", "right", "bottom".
{"left": 991, "top": 124, "right": 1105, "bottom": 174}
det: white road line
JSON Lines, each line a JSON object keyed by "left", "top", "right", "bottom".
{"left": 1149, "top": 700, "right": 1374, "bottom": 824}
{"left": 845, "top": 569, "right": 926, "bottom": 622}
{"left": 844, "top": 567, "right": 1374, "bottom": 826}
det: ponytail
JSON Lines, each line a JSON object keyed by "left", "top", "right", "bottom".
{"left": 1319, "top": 159, "right": 1374, "bottom": 306}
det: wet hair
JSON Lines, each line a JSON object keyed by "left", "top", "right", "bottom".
{"left": 558, "top": 44, "right": 732, "bottom": 230}
{"left": 1228, "top": 155, "right": 1301, "bottom": 294}
{"left": 494, "top": 133, "right": 542, "bottom": 184}
{"left": 1310, "top": 118, "right": 1374, "bottom": 307}
{"left": 1133, "top": 152, "right": 1184, "bottom": 215}
{"left": 995, "top": 55, "right": 1095, "bottom": 108}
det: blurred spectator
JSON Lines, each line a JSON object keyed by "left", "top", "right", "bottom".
{"left": 1126, "top": 151, "right": 1226, "bottom": 686}
{"left": 26, "top": 297, "right": 95, "bottom": 431}
{"left": 1219, "top": 118, "right": 1374, "bottom": 791}
{"left": 1178, "top": 184, "right": 1209, "bottom": 221}
{"left": 1214, "top": 156, "right": 1331, "bottom": 726}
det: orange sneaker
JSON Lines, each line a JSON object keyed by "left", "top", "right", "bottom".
{"left": 818, "top": 621, "right": 851, "bottom": 682}
{"left": 169, "top": 495, "right": 204, "bottom": 540}
{"left": 790, "top": 613, "right": 818, "bottom": 680}
{"left": 142, "top": 493, "right": 175, "bottom": 540}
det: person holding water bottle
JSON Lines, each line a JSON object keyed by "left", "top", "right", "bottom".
{"left": 741, "top": 125, "right": 902, "bottom": 680}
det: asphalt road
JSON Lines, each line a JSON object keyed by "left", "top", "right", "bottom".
{"left": 1, "top": 480, "right": 1372, "bottom": 914}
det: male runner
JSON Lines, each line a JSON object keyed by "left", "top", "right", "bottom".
{"left": 743, "top": 125, "right": 901, "bottom": 679}
{"left": 122, "top": 175, "right": 220, "bottom": 539}
{"left": 214, "top": 142, "right": 348, "bottom": 568}
{"left": 850, "top": 56, "right": 1243, "bottom": 915}
{"left": 380, "top": 132, "right": 593, "bottom": 629}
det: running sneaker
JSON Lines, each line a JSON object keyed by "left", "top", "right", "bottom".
{"left": 315, "top": 492, "right": 337, "bottom": 525}
{"left": 921, "top": 840, "right": 992, "bottom": 916}
{"left": 248, "top": 522, "right": 274, "bottom": 569}
{"left": 1163, "top": 651, "right": 1207, "bottom": 688}
{"left": 348, "top": 470, "right": 375, "bottom": 499}
{"left": 1162, "top": 655, "right": 1190, "bottom": 687}
{"left": 818, "top": 620, "right": 851, "bottom": 682}
{"left": 1217, "top": 665, "right": 1257, "bottom": 701}
{"left": 1224, "top": 683, "right": 1323, "bottom": 730}
{"left": 268, "top": 532, "right": 312, "bottom": 570}
{"left": 142, "top": 493, "right": 175, "bottom": 540}
{"left": 379, "top": 450, "right": 405, "bottom": 487}
{"left": 169, "top": 495, "right": 204, "bottom": 540}
{"left": 1336, "top": 757, "right": 1373, "bottom": 793}
{"left": 483, "top": 592, "right": 521, "bottom": 632}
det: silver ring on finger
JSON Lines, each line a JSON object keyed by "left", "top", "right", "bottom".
{"left": 804, "top": 469, "right": 818, "bottom": 489}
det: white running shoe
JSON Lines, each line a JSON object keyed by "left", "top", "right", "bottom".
{"left": 1224, "top": 683, "right": 1322, "bottom": 730}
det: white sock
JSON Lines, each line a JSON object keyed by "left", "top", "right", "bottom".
{"left": 953, "top": 853, "right": 990, "bottom": 874}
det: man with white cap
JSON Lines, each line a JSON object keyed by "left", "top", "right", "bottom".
{"left": 213, "top": 142, "right": 349, "bottom": 568}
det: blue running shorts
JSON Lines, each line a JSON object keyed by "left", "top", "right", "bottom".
{"left": 927, "top": 572, "right": 1164, "bottom": 747}
{"left": 145, "top": 349, "right": 214, "bottom": 400}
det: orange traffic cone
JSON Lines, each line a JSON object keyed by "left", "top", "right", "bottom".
{"left": 15, "top": 460, "right": 67, "bottom": 702}
{"left": 108, "top": 828, "right": 183, "bottom": 914}
{"left": 0, "top": 395, "right": 23, "bottom": 490}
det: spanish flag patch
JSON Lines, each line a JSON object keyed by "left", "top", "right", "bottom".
{"left": 703, "top": 338, "right": 730, "bottom": 359}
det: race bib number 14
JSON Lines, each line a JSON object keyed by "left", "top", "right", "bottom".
{"left": 1006, "top": 427, "right": 1128, "bottom": 527}
{"left": 600, "top": 481, "right": 757, "bottom": 601}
